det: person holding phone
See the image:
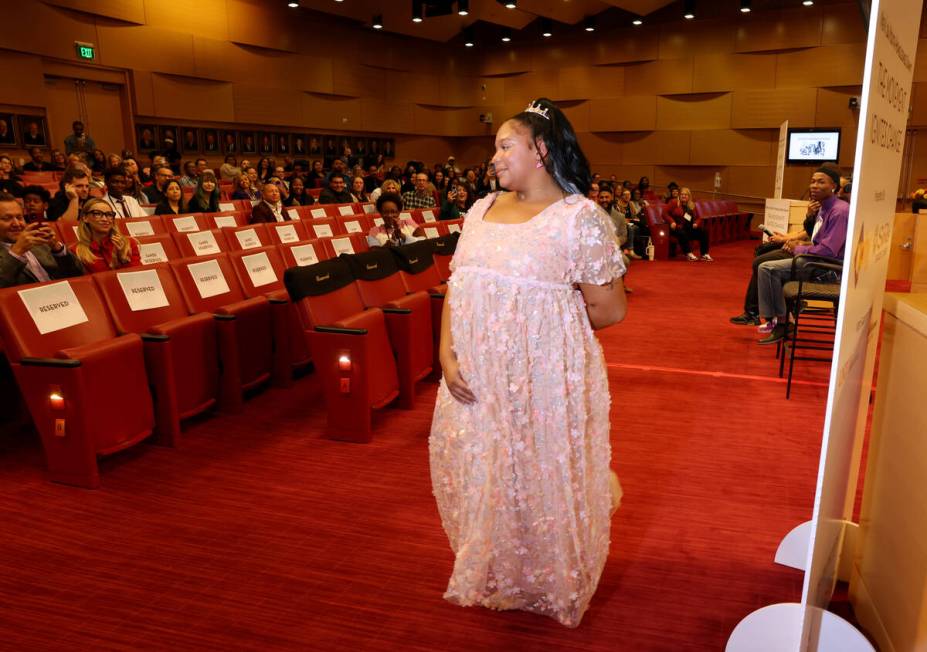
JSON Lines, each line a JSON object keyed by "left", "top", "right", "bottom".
{"left": 74, "top": 198, "right": 141, "bottom": 273}
{"left": 439, "top": 183, "right": 472, "bottom": 220}
{"left": 0, "top": 192, "right": 83, "bottom": 288}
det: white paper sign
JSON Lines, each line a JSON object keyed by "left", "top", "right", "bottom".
{"left": 422, "top": 210, "right": 437, "bottom": 223}
{"left": 310, "top": 208, "right": 326, "bottom": 218}
{"left": 187, "top": 260, "right": 230, "bottom": 299}
{"left": 291, "top": 244, "right": 319, "bottom": 267}
{"left": 424, "top": 227, "right": 440, "bottom": 239}
{"left": 275, "top": 224, "right": 299, "bottom": 243}
{"left": 142, "top": 205, "right": 156, "bottom": 216}
{"left": 331, "top": 238, "right": 355, "bottom": 255}
{"left": 241, "top": 252, "right": 277, "bottom": 288}
{"left": 343, "top": 220, "right": 363, "bottom": 234}
{"left": 139, "top": 241, "right": 169, "bottom": 265}
{"left": 125, "top": 220, "right": 155, "bottom": 237}
{"left": 213, "top": 216, "right": 238, "bottom": 229}
{"left": 18, "top": 281, "right": 89, "bottom": 335}
{"left": 373, "top": 217, "right": 384, "bottom": 226}
{"left": 362, "top": 204, "right": 375, "bottom": 214}
{"left": 173, "top": 216, "right": 199, "bottom": 232}
{"left": 219, "top": 202, "right": 235, "bottom": 211}
{"left": 117, "top": 269, "right": 170, "bottom": 312}
{"left": 234, "top": 228, "right": 262, "bottom": 250}
{"left": 286, "top": 208, "right": 300, "bottom": 220}
{"left": 447, "top": 224, "right": 461, "bottom": 233}
{"left": 187, "top": 231, "right": 222, "bottom": 256}
{"left": 312, "top": 223, "right": 334, "bottom": 238}
{"left": 399, "top": 211, "right": 412, "bottom": 221}
{"left": 338, "top": 205, "right": 354, "bottom": 216}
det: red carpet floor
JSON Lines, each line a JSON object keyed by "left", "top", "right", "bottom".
{"left": 0, "top": 240, "right": 835, "bottom": 651}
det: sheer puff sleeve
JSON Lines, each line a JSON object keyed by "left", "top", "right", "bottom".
{"left": 569, "top": 199, "right": 627, "bottom": 285}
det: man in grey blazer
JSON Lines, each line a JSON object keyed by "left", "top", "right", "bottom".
{"left": 0, "top": 192, "right": 83, "bottom": 289}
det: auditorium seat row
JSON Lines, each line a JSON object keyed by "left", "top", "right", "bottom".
{"left": 0, "top": 234, "right": 460, "bottom": 488}
{"left": 644, "top": 199, "right": 754, "bottom": 260}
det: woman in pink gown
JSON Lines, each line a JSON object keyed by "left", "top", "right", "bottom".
{"left": 430, "top": 98, "right": 628, "bottom": 628}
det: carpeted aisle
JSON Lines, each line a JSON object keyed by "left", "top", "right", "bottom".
{"left": 0, "top": 240, "right": 832, "bottom": 651}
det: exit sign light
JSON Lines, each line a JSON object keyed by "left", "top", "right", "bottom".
{"left": 75, "top": 42, "right": 95, "bottom": 61}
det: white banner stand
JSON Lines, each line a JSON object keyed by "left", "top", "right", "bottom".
{"left": 774, "top": 521, "right": 859, "bottom": 581}
{"left": 727, "top": 0, "right": 919, "bottom": 648}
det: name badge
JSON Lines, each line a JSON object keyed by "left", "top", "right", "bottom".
{"left": 275, "top": 224, "right": 299, "bottom": 243}
{"left": 139, "top": 242, "right": 168, "bottom": 264}
{"left": 117, "top": 269, "right": 169, "bottom": 312}
{"left": 187, "top": 259, "right": 230, "bottom": 299}
{"left": 18, "top": 281, "right": 89, "bottom": 335}
{"left": 241, "top": 251, "right": 277, "bottom": 287}
{"left": 187, "top": 230, "right": 222, "bottom": 255}
{"left": 125, "top": 220, "right": 155, "bottom": 236}
{"left": 291, "top": 244, "right": 319, "bottom": 266}
{"left": 234, "top": 228, "right": 261, "bottom": 250}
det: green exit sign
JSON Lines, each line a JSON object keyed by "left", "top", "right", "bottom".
{"left": 75, "top": 41, "right": 95, "bottom": 61}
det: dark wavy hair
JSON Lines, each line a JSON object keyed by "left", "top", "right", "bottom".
{"left": 376, "top": 191, "right": 403, "bottom": 213}
{"left": 510, "top": 97, "right": 592, "bottom": 196}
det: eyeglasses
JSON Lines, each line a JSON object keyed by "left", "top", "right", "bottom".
{"left": 84, "top": 209, "right": 116, "bottom": 220}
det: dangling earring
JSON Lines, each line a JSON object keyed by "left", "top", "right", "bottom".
{"left": 536, "top": 159, "right": 544, "bottom": 169}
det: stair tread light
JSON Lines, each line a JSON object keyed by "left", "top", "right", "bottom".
{"left": 458, "top": 0, "right": 469, "bottom": 15}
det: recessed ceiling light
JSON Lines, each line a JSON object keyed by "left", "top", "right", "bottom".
{"left": 501, "top": 28, "right": 512, "bottom": 42}
{"left": 583, "top": 16, "right": 595, "bottom": 32}
{"left": 458, "top": 0, "right": 469, "bottom": 16}
{"left": 372, "top": 14, "right": 383, "bottom": 29}
{"left": 540, "top": 18, "right": 553, "bottom": 37}
{"left": 504, "top": 0, "right": 517, "bottom": 9}
{"left": 287, "top": 1, "right": 298, "bottom": 7}
{"left": 412, "top": 0, "right": 424, "bottom": 22}
{"left": 684, "top": 0, "right": 695, "bottom": 19}
{"left": 802, "top": 0, "right": 814, "bottom": 5}
{"left": 740, "top": 0, "right": 751, "bottom": 12}
{"left": 632, "top": 18, "right": 643, "bottom": 26}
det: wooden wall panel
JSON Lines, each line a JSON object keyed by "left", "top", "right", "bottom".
{"left": 621, "top": 132, "right": 691, "bottom": 166}
{"left": 658, "top": 19, "right": 736, "bottom": 60}
{"left": 589, "top": 97, "right": 657, "bottom": 132}
{"left": 656, "top": 93, "right": 732, "bottom": 131}
{"left": 332, "top": 65, "right": 383, "bottom": 99}
{"left": 391, "top": 72, "right": 442, "bottom": 106}
{"left": 299, "top": 94, "right": 362, "bottom": 131}
{"left": 689, "top": 129, "right": 775, "bottom": 166}
{"left": 726, "top": 165, "right": 778, "bottom": 198}
{"left": 45, "top": 0, "right": 144, "bottom": 24}
{"left": 144, "top": 0, "right": 228, "bottom": 41}
{"left": 731, "top": 88, "right": 817, "bottom": 128}
{"left": 735, "top": 6, "right": 823, "bottom": 53}
{"left": 0, "top": 52, "right": 45, "bottom": 107}
{"left": 362, "top": 100, "right": 415, "bottom": 134}
{"left": 821, "top": 9, "right": 868, "bottom": 46}
{"left": 503, "top": 72, "right": 549, "bottom": 104}
{"left": 915, "top": 40, "right": 927, "bottom": 83}
{"left": 653, "top": 166, "right": 719, "bottom": 194}
{"left": 592, "top": 30, "right": 659, "bottom": 65}
{"left": 479, "top": 48, "right": 533, "bottom": 76}
{"left": 580, "top": 133, "right": 627, "bottom": 165}
{"left": 225, "top": 0, "right": 300, "bottom": 53}
{"left": 149, "top": 74, "right": 234, "bottom": 122}
{"left": 233, "top": 85, "right": 301, "bottom": 126}
{"left": 131, "top": 70, "right": 154, "bottom": 116}
{"left": 814, "top": 86, "right": 862, "bottom": 127}
{"left": 691, "top": 53, "right": 777, "bottom": 93}
{"left": 395, "top": 135, "right": 461, "bottom": 166}
{"left": 908, "top": 83, "right": 927, "bottom": 127}
{"left": 98, "top": 25, "right": 196, "bottom": 77}
{"left": 475, "top": 78, "right": 506, "bottom": 106}
{"left": 454, "top": 136, "right": 494, "bottom": 167}
{"left": 557, "top": 66, "right": 624, "bottom": 101}
{"left": 775, "top": 44, "right": 866, "bottom": 88}
{"left": 558, "top": 101, "right": 590, "bottom": 134}
{"left": 530, "top": 42, "right": 594, "bottom": 71}
{"left": 623, "top": 59, "right": 694, "bottom": 95}
{"left": 0, "top": 1, "right": 99, "bottom": 63}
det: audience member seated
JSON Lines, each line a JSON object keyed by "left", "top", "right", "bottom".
{"left": 401, "top": 172, "right": 436, "bottom": 210}
{"left": 249, "top": 181, "right": 289, "bottom": 223}
{"left": 20, "top": 185, "right": 50, "bottom": 223}
{"left": 0, "top": 192, "right": 83, "bottom": 288}
{"left": 350, "top": 176, "right": 369, "bottom": 203}
{"left": 755, "top": 166, "right": 849, "bottom": 344}
{"left": 185, "top": 171, "right": 221, "bottom": 214}
{"left": 587, "top": 181, "right": 599, "bottom": 203}
{"left": 102, "top": 167, "right": 145, "bottom": 218}
{"left": 0, "top": 156, "right": 23, "bottom": 197}
{"left": 638, "top": 176, "right": 655, "bottom": 200}
{"left": 231, "top": 173, "right": 260, "bottom": 201}
{"left": 106, "top": 153, "right": 123, "bottom": 170}
{"left": 912, "top": 187, "right": 927, "bottom": 213}
{"left": 47, "top": 166, "right": 91, "bottom": 221}
{"left": 22, "top": 147, "right": 54, "bottom": 172}
{"left": 195, "top": 158, "right": 209, "bottom": 178}
{"left": 220, "top": 155, "right": 241, "bottom": 181}
{"left": 63, "top": 120, "right": 95, "bottom": 155}
{"left": 439, "top": 184, "right": 473, "bottom": 220}
{"left": 90, "top": 149, "right": 108, "bottom": 174}
{"left": 144, "top": 165, "right": 174, "bottom": 205}
{"left": 370, "top": 178, "right": 399, "bottom": 204}
{"left": 284, "top": 176, "right": 314, "bottom": 206}
{"left": 318, "top": 173, "right": 354, "bottom": 204}
{"left": 367, "top": 192, "right": 423, "bottom": 248}
{"left": 74, "top": 197, "right": 141, "bottom": 273}
{"left": 597, "top": 185, "right": 633, "bottom": 292}
{"left": 663, "top": 182, "right": 679, "bottom": 203}
{"left": 154, "top": 179, "right": 187, "bottom": 215}
{"left": 306, "top": 160, "right": 325, "bottom": 187}
{"left": 479, "top": 165, "right": 501, "bottom": 197}
{"left": 257, "top": 157, "right": 274, "bottom": 183}
{"left": 50, "top": 149, "right": 67, "bottom": 171}
{"left": 662, "top": 187, "right": 712, "bottom": 262}
{"left": 179, "top": 161, "right": 199, "bottom": 188}
{"left": 612, "top": 188, "right": 644, "bottom": 260}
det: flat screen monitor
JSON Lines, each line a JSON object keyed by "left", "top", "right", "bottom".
{"left": 786, "top": 128, "right": 841, "bottom": 163}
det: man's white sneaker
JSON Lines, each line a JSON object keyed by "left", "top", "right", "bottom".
{"left": 686, "top": 253, "right": 698, "bottom": 261}
{"left": 701, "top": 254, "right": 714, "bottom": 262}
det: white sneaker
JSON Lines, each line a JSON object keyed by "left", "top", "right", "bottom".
{"left": 686, "top": 253, "right": 698, "bottom": 261}
{"left": 701, "top": 254, "right": 714, "bottom": 262}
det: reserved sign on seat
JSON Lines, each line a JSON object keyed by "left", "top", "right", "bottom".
{"left": 18, "top": 281, "right": 89, "bottom": 334}
{"left": 139, "top": 242, "right": 168, "bottom": 265}
{"left": 275, "top": 224, "right": 299, "bottom": 243}
{"left": 343, "top": 220, "right": 363, "bottom": 234}
{"left": 173, "top": 216, "right": 199, "bottom": 233}
{"left": 187, "top": 260, "right": 230, "bottom": 299}
{"left": 234, "top": 228, "right": 261, "bottom": 250}
{"left": 331, "top": 237, "right": 354, "bottom": 255}
{"left": 311, "top": 223, "right": 334, "bottom": 238}
{"left": 290, "top": 244, "right": 319, "bottom": 266}
{"left": 241, "top": 252, "right": 277, "bottom": 287}
{"left": 116, "top": 269, "right": 169, "bottom": 312}
{"left": 187, "top": 231, "right": 222, "bottom": 256}
{"left": 338, "top": 205, "right": 354, "bottom": 216}
{"left": 125, "top": 221, "right": 155, "bottom": 237}
{"left": 310, "top": 208, "right": 326, "bottom": 218}
{"left": 213, "top": 216, "right": 238, "bottom": 229}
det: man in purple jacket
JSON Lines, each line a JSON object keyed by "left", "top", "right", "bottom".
{"left": 756, "top": 166, "right": 849, "bottom": 344}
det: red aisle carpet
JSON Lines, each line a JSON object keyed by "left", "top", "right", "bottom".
{"left": 0, "top": 240, "right": 834, "bottom": 651}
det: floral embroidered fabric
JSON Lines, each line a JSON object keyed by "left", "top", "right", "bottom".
{"left": 429, "top": 192, "right": 626, "bottom": 627}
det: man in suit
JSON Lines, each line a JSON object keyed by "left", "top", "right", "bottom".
{"left": 248, "top": 181, "right": 289, "bottom": 224}
{"left": 0, "top": 193, "right": 83, "bottom": 288}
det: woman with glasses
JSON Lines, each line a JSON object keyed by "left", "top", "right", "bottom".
{"left": 74, "top": 198, "right": 141, "bottom": 273}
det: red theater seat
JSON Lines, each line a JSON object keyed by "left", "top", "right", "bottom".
{"left": 344, "top": 249, "right": 433, "bottom": 408}
{"left": 228, "top": 246, "right": 312, "bottom": 378}
{"left": 431, "top": 232, "right": 460, "bottom": 282}
{"left": 169, "top": 254, "right": 276, "bottom": 409}
{"left": 0, "top": 277, "right": 155, "bottom": 487}
{"left": 391, "top": 240, "right": 448, "bottom": 366}
{"left": 283, "top": 258, "right": 400, "bottom": 442}
{"left": 93, "top": 265, "right": 220, "bottom": 442}
{"left": 204, "top": 211, "right": 246, "bottom": 229}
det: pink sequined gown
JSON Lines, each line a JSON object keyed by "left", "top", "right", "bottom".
{"left": 429, "top": 192, "right": 626, "bottom": 628}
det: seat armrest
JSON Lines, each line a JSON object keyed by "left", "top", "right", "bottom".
{"left": 20, "top": 357, "right": 82, "bottom": 368}
{"left": 58, "top": 333, "right": 144, "bottom": 365}
{"left": 216, "top": 296, "right": 269, "bottom": 318}
{"left": 315, "top": 325, "right": 367, "bottom": 335}
{"left": 141, "top": 333, "right": 170, "bottom": 342}
{"left": 382, "top": 307, "right": 412, "bottom": 314}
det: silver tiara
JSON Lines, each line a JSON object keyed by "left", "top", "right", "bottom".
{"left": 524, "top": 101, "right": 550, "bottom": 120}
